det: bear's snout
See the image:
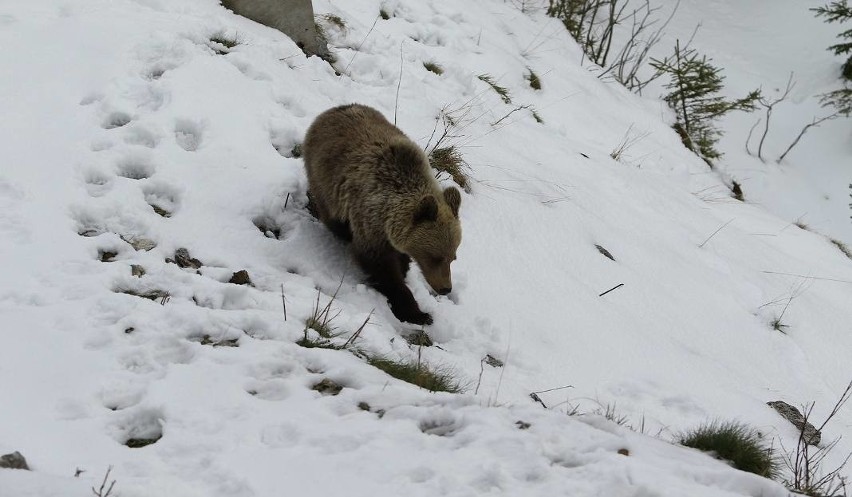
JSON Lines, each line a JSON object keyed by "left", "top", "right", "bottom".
{"left": 437, "top": 287, "right": 452, "bottom": 296}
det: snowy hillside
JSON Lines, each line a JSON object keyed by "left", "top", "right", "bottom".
{"left": 1, "top": 0, "right": 850, "bottom": 496}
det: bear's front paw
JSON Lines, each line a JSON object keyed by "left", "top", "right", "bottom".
{"left": 392, "top": 305, "right": 433, "bottom": 326}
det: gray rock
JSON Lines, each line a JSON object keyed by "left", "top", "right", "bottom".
{"left": 131, "top": 264, "right": 146, "bottom": 277}
{"left": 173, "top": 248, "right": 202, "bottom": 269}
{"left": 312, "top": 378, "right": 343, "bottom": 396}
{"left": 767, "top": 400, "right": 821, "bottom": 445}
{"left": 221, "top": 0, "right": 330, "bottom": 60}
{"left": 128, "top": 237, "right": 157, "bottom": 251}
{"left": 228, "top": 270, "right": 253, "bottom": 286}
{"left": 0, "top": 451, "right": 29, "bottom": 470}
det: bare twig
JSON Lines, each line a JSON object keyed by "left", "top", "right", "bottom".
{"left": 394, "top": 41, "right": 404, "bottom": 126}
{"left": 474, "top": 358, "right": 486, "bottom": 395}
{"left": 698, "top": 218, "right": 735, "bottom": 248}
{"left": 280, "top": 283, "right": 287, "bottom": 322}
{"left": 745, "top": 118, "right": 761, "bottom": 156}
{"left": 342, "top": 15, "right": 380, "bottom": 75}
{"left": 778, "top": 113, "right": 840, "bottom": 162}
{"left": 92, "top": 466, "right": 116, "bottom": 497}
{"left": 752, "top": 73, "right": 796, "bottom": 161}
{"left": 598, "top": 283, "right": 624, "bottom": 297}
{"left": 342, "top": 310, "right": 373, "bottom": 348}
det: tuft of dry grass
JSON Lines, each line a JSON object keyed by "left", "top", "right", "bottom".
{"left": 829, "top": 238, "right": 852, "bottom": 260}
{"left": 423, "top": 61, "right": 444, "bottom": 75}
{"left": 478, "top": 74, "right": 512, "bottom": 104}
{"left": 429, "top": 145, "right": 470, "bottom": 192}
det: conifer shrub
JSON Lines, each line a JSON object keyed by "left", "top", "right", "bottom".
{"left": 679, "top": 421, "right": 778, "bottom": 478}
{"left": 813, "top": 1, "right": 852, "bottom": 116}
{"left": 651, "top": 41, "right": 760, "bottom": 162}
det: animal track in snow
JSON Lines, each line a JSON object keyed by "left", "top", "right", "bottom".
{"left": 269, "top": 126, "right": 303, "bottom": 158}
{"left": 229, "top": 57, "right": 272, "bottom": 81}
{"left": 81, "top": 167, "right": 115, "bottom": 197}
{"left": 245, "top": 361, "right": 298, "bottom": 400}
{"left": 99, "top": 377, "right": 147, "bottom": 411}
{"left": 102, "top": 111, "right": 132, "bottom": 129}
{"left": 79, "top": 91, "right": 104, "bottom": 106}
{"left": 109, "top": 407, "right": 164, "bottom": 448}
{"left": 174, "top": 119, "right": 203, "bottom": 151}
{"left": 123, "top": 125, "right": 160, "bottom": 148}
{"left": 142, "top": 181, "right": 181, "bottom": 217}
{"left": 115, "top": 152, "right": 155, "bottom": 179}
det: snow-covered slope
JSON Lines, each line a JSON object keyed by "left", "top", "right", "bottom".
{"left": 0, "top": 0, "right": 850, "bottom": 495}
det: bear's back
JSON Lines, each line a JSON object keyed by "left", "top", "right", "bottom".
{"left": 303, "top": 104, "right": 434, "bottom": 223}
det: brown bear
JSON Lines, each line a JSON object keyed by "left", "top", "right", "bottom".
{"left": 302, "top": 104, "right": 462, "bottom": 325}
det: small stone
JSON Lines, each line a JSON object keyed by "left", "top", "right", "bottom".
{"left": 617, "top": 448, "right": 630, "bottom": 456}
{"left": 124, "top": 327, "right": 135, "bottom": 334}
{"left": 484, "top": 354, "right": 504, "bottom": 367}
{"left": 174, "top": 248, "right": 202, "bottom": 269}
{"left": 199, "top": 335, "right": 239, "bottom": 347}
{"left": 99, "top": 250, "right": 118, "bottom": 262}
{"left": 312, "top": 378, "right": 343, "bottom": 396}
{"left": 0, "top": 451, "right": 29, "bottom": 470}
{"left": 127, "top": 237, "right": 157, "bottom": 251}
{"left": 131, "top": 265, "right": 146, "bottom": 277}
{"left": 515, "top": 420, "right": 531, "bottom": 430}
{"left": 767, "top": 400, "right": 822, "bottom": 446}
{"left": 151, "top": 204, "right": 171, "bottom": 217}
{"left": 357, "top": 402, "right": 371, "bottom": 411}
{"left": 229, "top": 270, "right": 253, "bottom": 286}
{"left": 125, "top": 436, "right": 161, "bottom": 448}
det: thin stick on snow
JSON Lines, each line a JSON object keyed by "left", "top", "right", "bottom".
{"left": 280, "top": 283, "right": 287, "bottom": 321}
{"left": 474, "top": 358, "right": 486, "bottom": 395}
{"left": 394, "top": 41, "right": 404, "bottom": 126}
{"left": 531, "top": 384, "right": 574, "bottom": 395}
{"left": 760, "top": 271, "right": 852, "bottom": 284}
{"left": 698, "top": 218, "right": 735, "bottom": 248}
{"left": 342, "top": 16, "right": 380, "bottom": 75}
{"left": 493, "top": 326, "right": 512, "bottom": 405}
{"left": 598, "top": 283, "right": 624, "bottom": 297}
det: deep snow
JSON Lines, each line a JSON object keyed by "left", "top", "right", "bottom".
{"left": 0, "top": 0, "right": 850, "bottom": 496}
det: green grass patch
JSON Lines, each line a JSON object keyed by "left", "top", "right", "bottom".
{"left": 367, "top": 356, "right": 462, "bottom": 393}
{"left": 679, "top": 421, "right": 778, "bottom": 478}
{"left": 526, "top": 68, "right": 541, "bottom": 90}
{"left": 208, "top": 33, "right": 239, "bottom": 55}
{"left": 478, "top": 74, "right": 512, "bottom": 104}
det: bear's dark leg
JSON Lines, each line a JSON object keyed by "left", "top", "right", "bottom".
{"left": 354, "top": 247, "right": 431, "bottom": 325}
{"left": 398, "top": 253, "right": 411, "bottom": 276}
{"left": 326, "top": 219, "right": 353, "bottom": 242}
{"left": 308, "top": 192, "right": 353, "bottom": 242}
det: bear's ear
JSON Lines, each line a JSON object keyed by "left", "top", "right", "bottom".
{"left": 443, "top": 187, "right": 461, "bottom": 218}
{"left": 413, "top": 195, "right": 438, "bottom": 224}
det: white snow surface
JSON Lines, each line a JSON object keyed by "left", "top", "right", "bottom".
{"left": 0, "top": 0, "right": 850, "bottom": 496}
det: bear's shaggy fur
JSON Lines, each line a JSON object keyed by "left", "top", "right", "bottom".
{"left": 303, "top": 104, "right": 462, "bottom": 325}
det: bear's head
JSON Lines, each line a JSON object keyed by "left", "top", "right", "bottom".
{"left": 399, "top": 187, "right": 462, "bottom": 296}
